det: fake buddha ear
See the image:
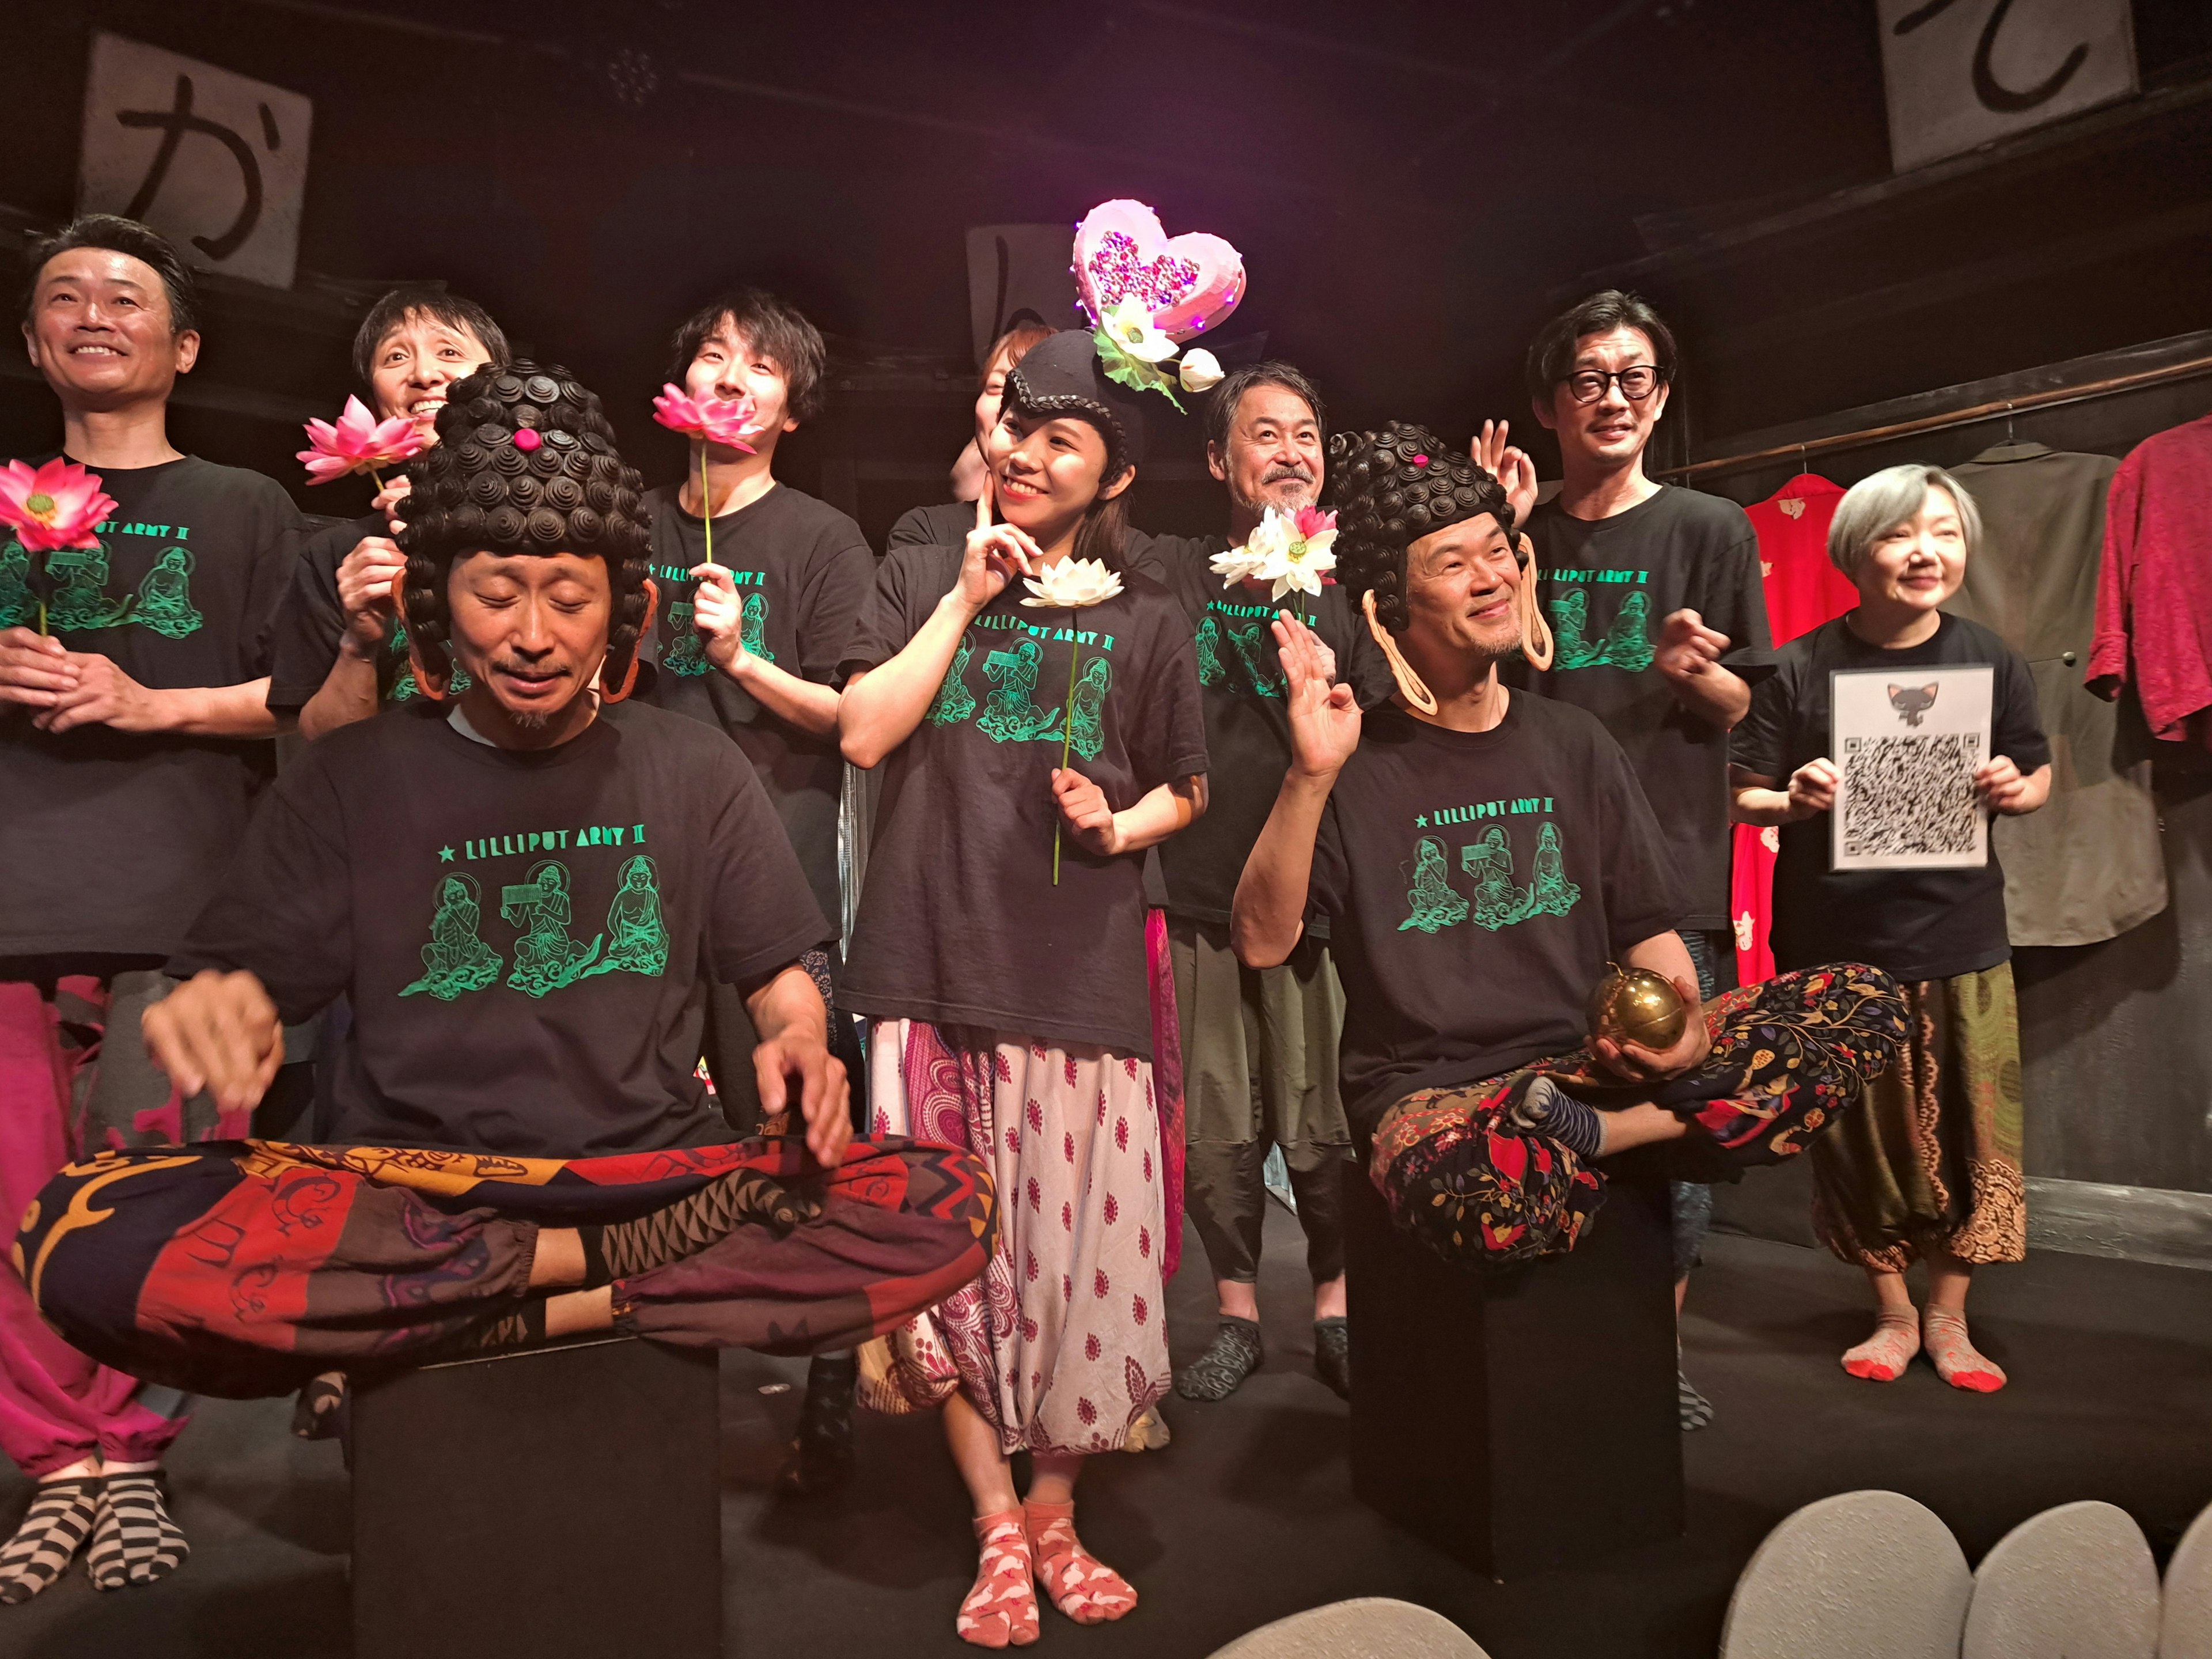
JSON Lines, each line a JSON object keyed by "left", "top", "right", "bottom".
{"left": 1515, "top": 533, "right": 1555, "bottom": 672}
{"left": 1362, "top": 588, "right": 1439, "bottom": 718}
{"left": 406, "top": 637, "right": 453, "bottom": 703}
{"left": 597, "top": 577, "right": 658, "bottom": 704}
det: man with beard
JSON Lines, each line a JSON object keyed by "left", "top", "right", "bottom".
{"left": 15, "top": 364, "right": 994, "bottom": 1453}
{"left": 1134, "top": 363, "right": 1392, "bottom": 1402}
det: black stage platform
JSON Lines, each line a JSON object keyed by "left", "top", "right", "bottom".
{"left": 2, "top": 1213, "right": 2206, "bottom": 1659}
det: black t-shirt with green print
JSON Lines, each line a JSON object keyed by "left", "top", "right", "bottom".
{"left": 169, "top": 698, "right": 834, "bottom": 1157}
{"left": 1307, "top": 696, "right": 1685, "bottom": 1134}
{"left": 637, "top": 483, "right": 873, "bottom": 924}
{"left": 266, "top": 508, "right": 473, "bottom": 713}
{"left": 1135, "top": 533, "right": 1396, "bottom": 934}
{"left": 838, "top": 545, "right": 1209, "bottom": 1056}
{"left": 0, "top": 454, "right": 296, "bottom": 959}
{"left": 1505, "top": 486, "right": 1772, "bottom": 930}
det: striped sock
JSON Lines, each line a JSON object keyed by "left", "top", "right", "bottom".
{"left": 0, "top": 1479, "right": 99, "bottom": 1604}
{"left": 85, "top": 1473, "right": 188, "bottom": 1590}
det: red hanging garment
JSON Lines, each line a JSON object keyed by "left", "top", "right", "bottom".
{"left": 1732, "top": 475, "right": 1856, "bottom": 986}
{"left": 2087, "top": 410, "right": 2212, "bottom": 744}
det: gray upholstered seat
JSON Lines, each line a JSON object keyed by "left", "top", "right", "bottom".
{"left": 2158, "top": 1498, "right": 2212, "bottom": 1659}
{"left": 1961, "top": 1500, "right": 2160, "bottom": 1659}
{"left": 1206, "top": 1597, "right": 1490, "bottom": 1659}
{"left": 1719, "top": 1490, "right": 1971, "bottom": 1659}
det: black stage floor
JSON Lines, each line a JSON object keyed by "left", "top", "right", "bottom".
{"left": 2, "top": 1214, "right": 2207, "bottom": 1659}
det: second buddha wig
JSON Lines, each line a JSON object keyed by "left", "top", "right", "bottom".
{"left": 1326, "top": 421, "right": 1554, "bottom": 713}
{"left": 395, "top": 361, "right": 656, "bottom": 700}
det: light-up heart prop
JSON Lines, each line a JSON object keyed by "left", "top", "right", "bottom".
{"left": 1073, "top": 200, "right": 1245, "bottom": 343}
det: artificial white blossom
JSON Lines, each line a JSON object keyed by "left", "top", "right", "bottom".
{"left": 1020, "top": 556, "right": 1126, "bottom": 609}
{"left": 1178, "top": 348, "right": 1224, "bottom": 393}
{"left": 1099, "top": 298, "right": 1177, "bottom": 365}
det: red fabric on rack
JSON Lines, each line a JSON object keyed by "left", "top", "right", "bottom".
{"left": 1732, "top": 475, "right": 1857, "bottom": 986}
{"left": 2087, "top": 411, "right": 2212, "bottom": 743}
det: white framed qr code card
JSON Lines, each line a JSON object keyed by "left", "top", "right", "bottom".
{"left": 1831, "top": 664, "right": 1993, "bottom": 872}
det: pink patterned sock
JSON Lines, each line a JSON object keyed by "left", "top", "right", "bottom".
{"left": 1025, "top": 1498, "right": 1137, "bottom": 1624}
{"left": 1841, "top": 1310, "right": 1919, "bottom": 1381}
{"left": 1922, "top": 1309, "right": 2006, "bottom": 1393}
{"left": 956, "top": 1510, "right": 1038, "bottom": 1648}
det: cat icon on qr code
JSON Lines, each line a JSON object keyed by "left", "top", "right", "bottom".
{"left": 1830, "top": 664, "right": 1993, "bottom": 872}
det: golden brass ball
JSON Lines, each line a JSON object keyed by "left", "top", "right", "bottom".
{"left": 1586, "top": 963, "right": 1688, "bottom": 1052}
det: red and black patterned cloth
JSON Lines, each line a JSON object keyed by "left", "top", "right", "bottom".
{"left": 18, "top": 1134, "right": 994, "bottom": 1399}
{"left": 1368, "top": 965, "right": 1906, "bottom": 1268}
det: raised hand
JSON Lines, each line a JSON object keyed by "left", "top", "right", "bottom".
{"left": 335, "top": 536, "right": 407, "bottom": 655}
{"left": 1786, "top": 757, "right": 1839, "bottom": 820}
{"left": 690, "top": 562, "right": 749, "bottom": 671}
{"left": 1656, "top": 607, "right": 1730, "bottom": 686}
{"left": 1275, "top": 611, "right": 1361, "bottom": 780}
{"left": 1472, "top": 419, "right": 1539, "bottom": 532}
{"left": 957, "top": 478, "right": 1043, "bottom": 612}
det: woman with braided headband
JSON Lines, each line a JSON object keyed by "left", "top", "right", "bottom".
{"left": 16, "top": 362, "right": 995, "bottom": 1419}
{"left": 1232, "top": 421, "right": 1906, "bottom": 1285}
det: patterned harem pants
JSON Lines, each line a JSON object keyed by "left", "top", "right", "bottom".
{"left": 1369, "top": 965, "right": 1908, "bottom": 1270}
{"left": 15, "top": 1135, "right": 995, "bottom": 1400}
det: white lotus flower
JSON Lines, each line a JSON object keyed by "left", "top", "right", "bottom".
{"left": 1209, "top": 541, "right": 1266, "bottom": 589}
{"left": 1178, "top": 348, "right": 1224, "bottom": 392}
{"left": 1100, "top": 298, "right": 1177, "bottom": 365}
{"left": 1020, "top": 555, "right": 1125, "bottom": 609}
{"left": 1243, "top": 506, "right": 1338, "bottom": 600}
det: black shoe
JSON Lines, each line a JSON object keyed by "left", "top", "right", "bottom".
{"left": 777, "top": 1353, "right": 857, "bottom": 1497}
{"left": 1313, "top": 1317, "right": 1350, "bottom": 1400}
{"left": 1175, "top": 1317, "right": 1263, "bottom": 1402}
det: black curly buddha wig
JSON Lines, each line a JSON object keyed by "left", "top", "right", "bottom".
{"left": 1325, "top": 421, "right": 1515, "bottom": 634}
{"left": 396, "top": 360, "right": 655, "bottom": 700}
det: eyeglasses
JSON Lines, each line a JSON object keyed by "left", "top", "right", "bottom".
{"left": 1563, "top": 366, "right": 1664, "bottom": 404}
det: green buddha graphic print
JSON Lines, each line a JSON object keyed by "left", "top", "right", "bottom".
{"left": 131, "top": 547, "right": 203, "bottom": 638}
{"left": 399, "top": 874, "right": 504, "bottom": 1000}
{"left": 977, "top": 637, "right": 1062, "bottom": 743}
{"left": 927, "top": 636, "right": 978, "bottom": 725}
{"left": 1400, "top": 835, "right": 1470, "bottom": 933}
{"left": 581, "top": 854, "right": 669, "bottom": 978}
{"left": 500, "top": 861, "right": 605, "bottom": 998}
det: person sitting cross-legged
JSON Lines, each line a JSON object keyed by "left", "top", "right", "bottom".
{"left": 16, "top": 362, "right": 994, "bottom": 1410}
{"left": 1230, "top": 422, "right": 1909, "bottom": 1281}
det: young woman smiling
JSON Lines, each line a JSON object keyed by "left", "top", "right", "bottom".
{"left": 838, "top": 329, "right": 1207, "bottom": 1647}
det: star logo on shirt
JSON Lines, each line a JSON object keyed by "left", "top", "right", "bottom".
{"left": 438, "top": 846, "right": 456, "bottom": 862}
{"left": 1414, "top": 813, "right": 1429, "bottom": 828}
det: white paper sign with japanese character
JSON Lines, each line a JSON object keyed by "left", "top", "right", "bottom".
{"left": 78, "top": 33, "right": 313, "bottom": 290}
{"left": 1831, "top": 664, "right": 1994, "bottom": 872}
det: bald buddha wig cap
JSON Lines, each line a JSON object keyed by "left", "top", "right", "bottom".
{"left": 395, "top": 361, "right": 657, "bottom": 701}
{"left": 1325, "top": 421, "right": 1553, "bottom": 712}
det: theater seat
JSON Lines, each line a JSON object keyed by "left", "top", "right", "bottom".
{"left": 1961, "top": 1501, "right": 2160, "bottom": 1659}
{"left": 1719, "top": 1490, "right": 1970, "bottom": 1659}
{"left": 1206, "top": 1597, "right": 1490, "bottom": 1658}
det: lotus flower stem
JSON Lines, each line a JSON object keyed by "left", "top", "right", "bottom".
{"left": 699, "top": 448, "right": 716, "bottom": 566}
{"left": 1052, "top": 608, "right": 1081, "bottom": 886}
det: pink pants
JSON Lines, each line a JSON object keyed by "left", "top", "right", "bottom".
{"left": 0, "top": 976, "right": 191, "bottom": 1478}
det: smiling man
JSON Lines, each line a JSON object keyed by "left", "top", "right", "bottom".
{"left": 1230, "top": 423, "right": 1903, "bottom": 1295}
{"left": 267, "top": 286, "right": 510, "bottom": 737}
{"left": 1508, "top": 291, "right": 1775, "bottom": 1427}
{"left": 16, "top": 363, "right": 993, "bottom": 1433}
{"left": 0, "top": 215, "right": 298, "bottom": 1600}
{"left": 1135, "top": 362, "right": 1392, "bottom": 1403}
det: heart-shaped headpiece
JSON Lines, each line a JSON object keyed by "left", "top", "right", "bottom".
{"left": 1073, "top": 199, "right": 1245, "bottom": 343}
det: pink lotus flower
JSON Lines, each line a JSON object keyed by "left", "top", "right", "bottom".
{"left": 0, "top": 458, "right": 115, "bottom": 552}
{"left": 297, "top": 396, "right": 427, "bottom": 484}
{"left": 652, "top": 384, "right": 759, "bottom": 452}
{"left": 1293, "top": 505, "right": 1336, "bottom": 540}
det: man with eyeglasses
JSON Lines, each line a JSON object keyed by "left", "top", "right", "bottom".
{"left": 1510, "top": 289, "right": 1771, "bottom": 1433}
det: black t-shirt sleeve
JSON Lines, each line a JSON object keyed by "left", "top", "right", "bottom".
{"left": 241, "top": 481, "right": 304, "bottom": 680}
{"left": 1128, "top": 617, "right": 1209, "bottom": 787}
{"left": 1698, "top": 512, "right": 1775, "bottom": 676}
{"left": 1993, "top": 645, "right": 2052, "bottom": 773}
{"left": 841, "top": 547, "right": 930, "bottom": 677}
{"left": 1730, "top": 656, "right": 1798, "bottom": 781}
{"left": 702, "top": 747, "right": 838, "bottom": 984}
{"left": 797, "top": 522, "right": 876, "bottom": 687}
{"left": 267, "top": 529, "right": 349, "bottom": 710}
{"left": 1594, "top": 734, "right": 1688, "bottom": 952}
{"left": 1342, "top": 620, "right": 1397, "bottom": 710}
{"left": 168, "top": 761, "right": 355, "bottom": 1024}
{"left": 886, "top": 503, "right": 948, "bottom": 552}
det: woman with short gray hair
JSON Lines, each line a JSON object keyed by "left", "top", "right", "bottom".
{"left": 1728, "top": 464, "right": 2051, "bottom": 1393}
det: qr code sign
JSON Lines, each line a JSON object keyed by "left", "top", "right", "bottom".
{"left": 1842, "top": 733, "right": 1982, "bottom": 858}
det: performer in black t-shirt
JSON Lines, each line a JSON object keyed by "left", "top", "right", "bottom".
{"left": 1232, "top": 423, "right": 1906, "bottom": 1289}
{"left": 17, "top": 365, "right": 994, "bottom": 1462}
{"left": 0, "top": 216, "right": 297, "bottom": 1600}
{"left": 839, "top": 327, "right": 1208, "bottom": 1645}
{"left": 1733, "top": 464, "right": 2048, "bottom": 1395}
{"left": 1137, "top": 361, "right": 1392, "bottom": 1405}
{"left": 639, "top": 287, "right": 877, "bottom": 1493}
{"left": 267, "top": 285, "right": 509, "bottom": 737}
{"left": 1508, "top": 289, "right": 1774, "bottom": 1427}
{"left": 886, "top": 315, "right": 1060, "bottom": 555}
